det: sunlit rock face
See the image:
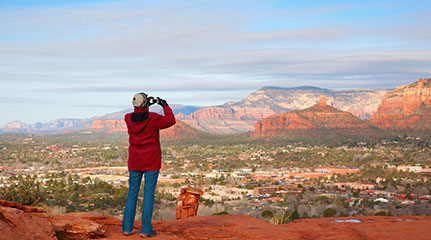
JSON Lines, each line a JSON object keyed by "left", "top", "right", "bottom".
{"left": 254, "top": 96, "right": 374, "bottom": 138}
{"left": 371, "top": 78, "right": 431, "bottom": 130}
{"left": 178, "top": 87, "right": 386, "bottom": 134}
{"left": 0, "top": 87, "right": 386, "bottom": 135}
{"left": 88, "top": 120, "right": 127, "bottom": 132}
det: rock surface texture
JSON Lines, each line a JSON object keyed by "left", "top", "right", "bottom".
{"left": 0, "top": 87, "right": 386, "bottom": 134}
{"left": 0, "top": 200, "right": 56, "bottom": 240}
{"left": 88, "top": 119, "right": 127, "bottom": 133}
{"left": 178, "top": 87, "right": 387, "bottom": 133}
{"left": 49, "top": 212, "right": 106, "bottom": 240}
{"left": 254, "top": 96, "right": 374, "bottom": 138}
{"left": 1, "top": 201, "right": 431, "bottom": 240}
{"left": 175, "top": 188, "right": 203, "bottom": 219}
{"left": 371, "top": 78, "right": 431, "bottom": 130}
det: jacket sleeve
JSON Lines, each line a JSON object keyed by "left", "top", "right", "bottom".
{"left": 151, "top": 106, "right": 176, "bottom": 130}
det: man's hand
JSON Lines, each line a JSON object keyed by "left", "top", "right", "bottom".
{"left": 157, "top": 97, "right": 168, "bottom": 107}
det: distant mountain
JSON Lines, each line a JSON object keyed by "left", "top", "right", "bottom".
{"left": 371, "top": 78, "right": 431, "bottom": 130}
{"left": 178, "top": 86, "right": 388, "bottom": 134}
{"left": 0, "top": 121, "right": 30, "bottom": 133}
{"left": 254, "top": 96, "right": 376, "bottom": 138}
{"left": 3, "top": 80, "right": 431, "bottom": 139}
{"left": 0, "top": 119, "right": 92, "bottom": 134}
{"left": 87, "top": 119, "right": 127, "bottom": 133}
{"left": 0, "top": 104, "right": 200, "bottom": 134}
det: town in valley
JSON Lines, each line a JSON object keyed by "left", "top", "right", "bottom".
{"left": 1, "top": 133, "right": 430, "bottom": 223}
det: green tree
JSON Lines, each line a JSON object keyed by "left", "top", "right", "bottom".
{"left": 212, "top": 211, "right": 229, "bottom": 215}
{"left": 0, "top": 175, "right": 44, "bottom": 205}
{"left": 352, "top": 190, "right": 360, "bottom": 198}
{"left": 323, "top": 208, "right": 337, "bottom": 217}
{"left": 262, "top": 210, "right": 274, "bottom": 219}
{"left": 314, "top": 196, "right": 329, "bottom": 204}
{"left": 273, "top": 209, "right": 299, "bottom": 224}
{"left": 374, "top": 211, "right": 388, "bottom": 216}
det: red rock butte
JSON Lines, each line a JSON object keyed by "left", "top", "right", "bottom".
{"left": 371, "top": 78, "right": 431, "bottom": 130}
{"left": 317, "top": 95, "right": 327, "bottom": 106}
{"left": 1, "top": 200, "right": 431, "bottom": 240}
{"left": 254, "top": 95, "right": 374, "bottom": 138}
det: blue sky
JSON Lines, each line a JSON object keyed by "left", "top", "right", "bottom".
{"left": 1, "top": 0, "right": 430, "bottom": 125}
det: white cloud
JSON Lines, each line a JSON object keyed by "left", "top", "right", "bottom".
{"left": 0, "top": 0, "right": 430, "bottom": 124}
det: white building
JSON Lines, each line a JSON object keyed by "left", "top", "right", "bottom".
{"left": 397, "top": 165, "right": 423, "bottom": 173}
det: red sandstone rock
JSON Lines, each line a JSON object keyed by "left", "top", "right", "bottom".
{"left": 101, "top": 214, "right": 431, "bottom": 240}
{"left": 21, "top": 205, "right": 44, "bottom": 213}
{"left": 0, "top": 199, "right": 44, "bottom": 212}
{"left": 376, "top": 78, "right": 431, "bottom": 114}
{"left": 177, "top": 89, "right": 386, "bottom": 134}
{"left": 1, "top": 201, "right": 431, "bottom": 240}
{"left": 178, "top": 106, "right": 276, "bottom": 134}
{"left": 371, "top": 78, "right": 431, "bottom": 130}
{"left": 0, "top": 206, "right": 57, "bottom": 240}
{"left": 254, "top": 96, "right": 374, "bottom": 138}
{"left": 49, "top": 212, "right": 105, "bottom": 240}
{"left": 88, "top": 119, "right": 127, "bottom": 133}
{"left": 176, "top": 188, "right": 203, "bottom": 219}
{"left": 318, "top": 95, "right": 327, "bottom": 106}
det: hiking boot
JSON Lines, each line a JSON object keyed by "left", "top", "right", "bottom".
{"left": 140, "top": 231, "right": 157, "bottom": 238}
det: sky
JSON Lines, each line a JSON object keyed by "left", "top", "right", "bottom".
{"left": 1, "top": 0, "right": 431, "bottom": 125}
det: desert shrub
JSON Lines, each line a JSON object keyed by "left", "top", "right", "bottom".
{"left": 199, "top": 197, "right": 215, "bottom": 207}
{"left": 273, "top": 209, "right": 299, "bottom": 224}
{"left": 323, "top": 208, "right": 336, "bottom": 217}
{"left": 212, "top": 211, "right": 229, "bottom": 215}
{"left": 0, "top": 175, "right": 44, "bottom": 205}
{"left": 338, "top": 211, "right": 348, "bottom": 217}
{"left": 374, "top": 211, "right": 388, "bottom": 216}
{"left": 262, "top": 210, "right": 274, "bottom": 219}
{"left": 352, "top": 190, "right": 360, "bottom": 198}
{"left": 314, "top": 196, "right": 329, "bottom": 204}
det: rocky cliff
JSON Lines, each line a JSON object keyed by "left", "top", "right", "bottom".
{"left": 88, "top": 120, "right": 127, "bottom": 133}
{"left": 178, "top": 87, "right": 387, "bottom": 134}
{"left": 0, "top": 88, "right": 386, "bottom": 135}
{"left": 176, "top": 106, "right": 275, "bottom": 133}
{"left": 254, "top": 96, "right": 375, "bottom": 138}
{"left": 371, "top": 78, "right": 431, "bottom": 130}
{"left": 1, "top": 200, "right": 430, "bottom": 240}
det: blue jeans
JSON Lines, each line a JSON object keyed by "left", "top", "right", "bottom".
{"left": 122, "top": 170, "right": 159, "bottom": 234}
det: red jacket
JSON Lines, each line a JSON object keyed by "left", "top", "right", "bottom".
{"left": 125, "top": 106, "right": 176, "bottom": 171}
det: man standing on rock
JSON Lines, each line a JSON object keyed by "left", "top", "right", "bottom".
{"left": 122, "top": 93, "right": 176, "bottom": 238}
